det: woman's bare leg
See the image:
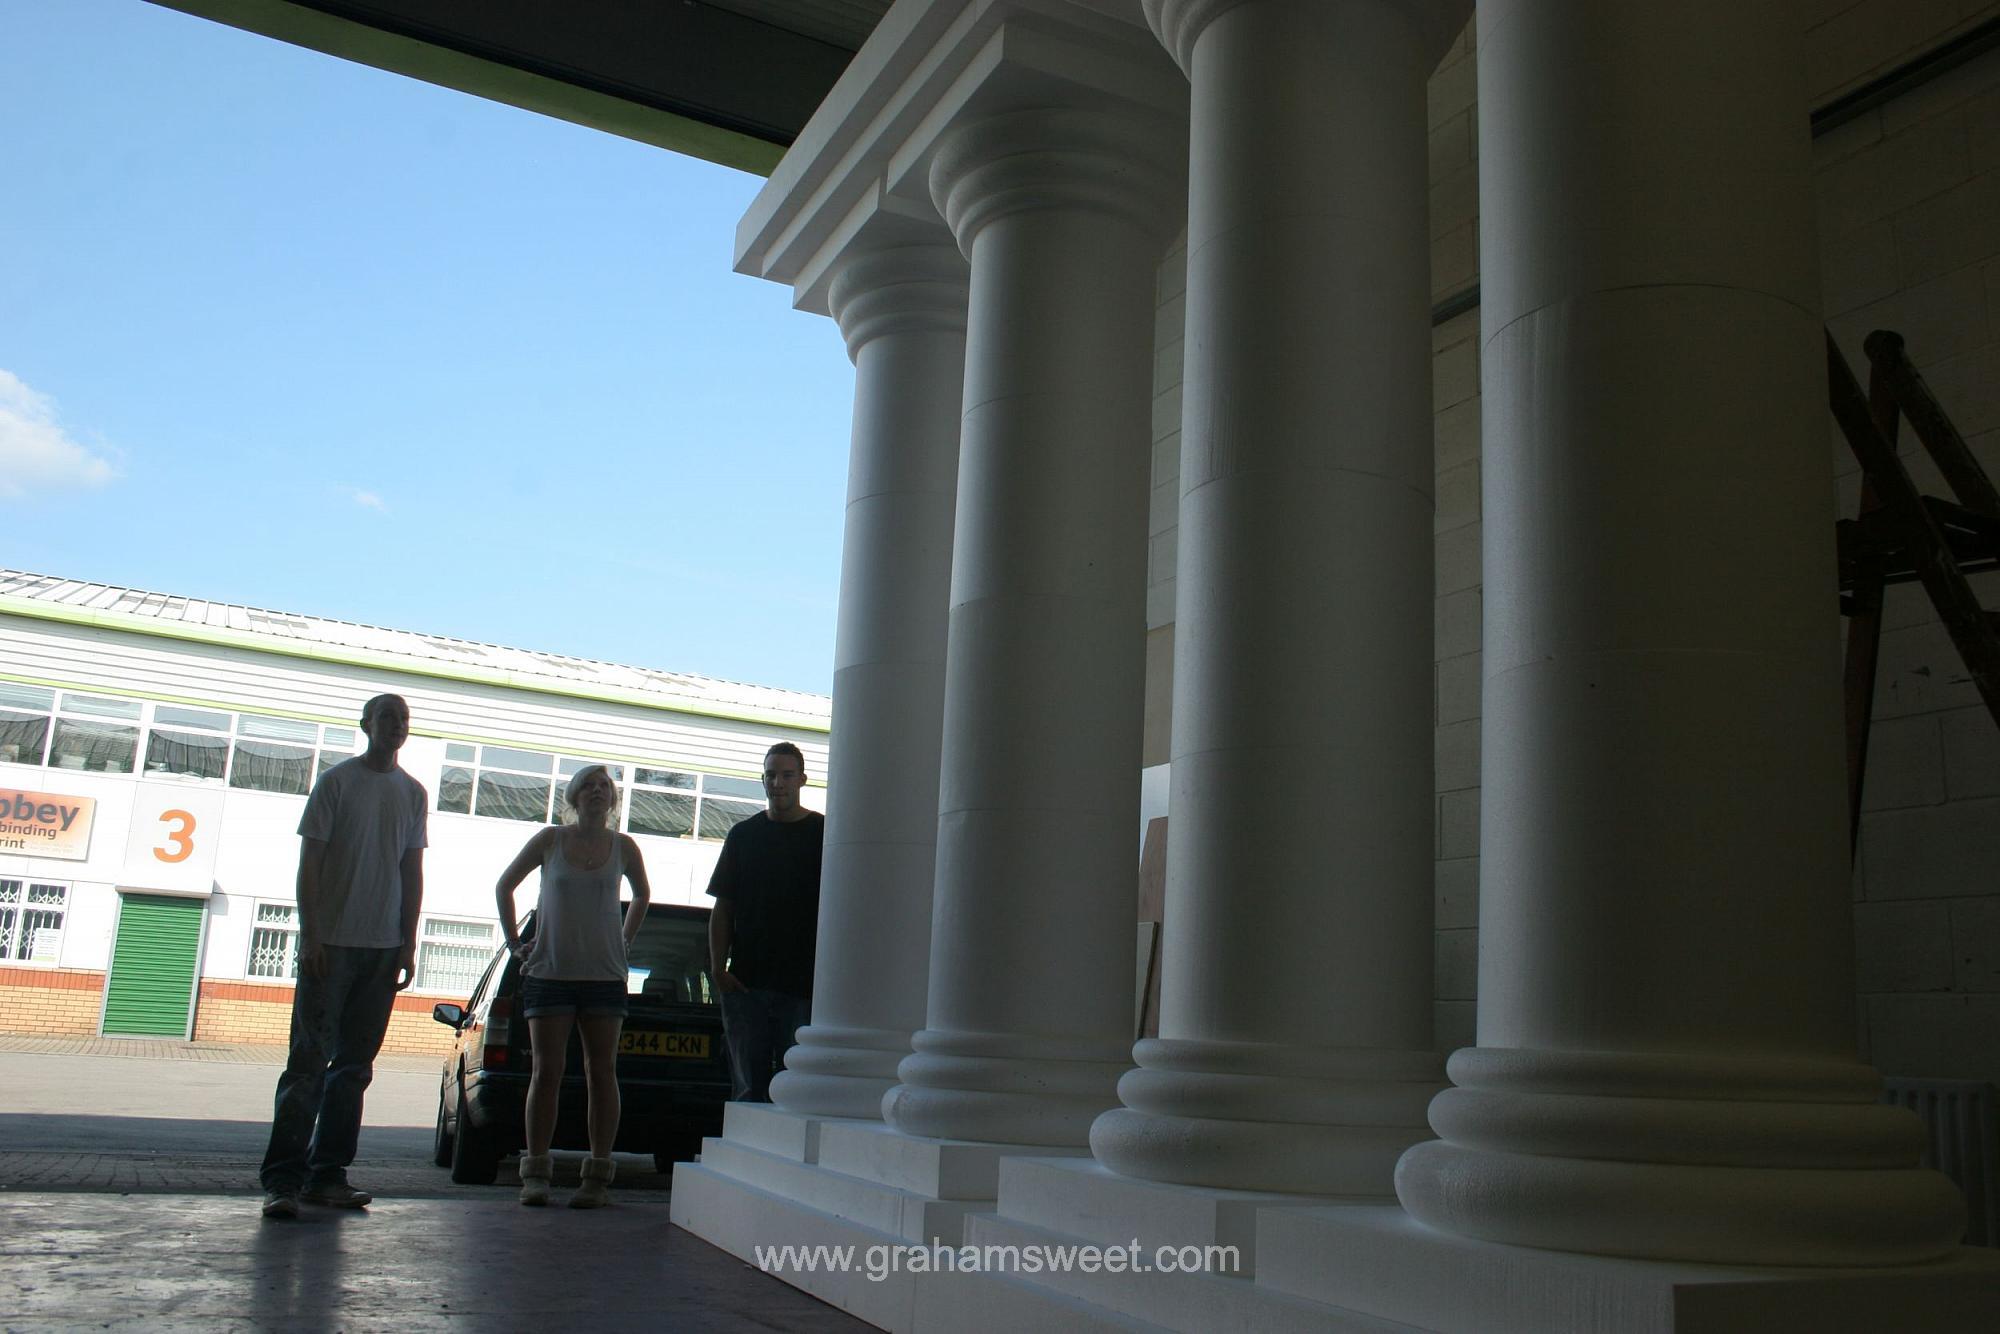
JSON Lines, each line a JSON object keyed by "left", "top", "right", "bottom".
{"left": 576, "top": 1012, "right": 624, "bottom": 1159}
{"left": 525, "top": 1013, "right": 576, "bottom": 1157}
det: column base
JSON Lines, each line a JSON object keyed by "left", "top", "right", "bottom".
{"left": 886, "top": 1028, "right": 1131, "bottom": 1145}
{"left": 1395, "top": 1047, "right": 1969, "bottom": 1265}
{"left": 1092, "top": 1039, "right": 1442, "bottom": 1193}
{"left": 772, "top": 1023, "right": 911, "bottom": 1120}
{"left": 1253, "top": 1204, "right": 2000, "bottom": 1334}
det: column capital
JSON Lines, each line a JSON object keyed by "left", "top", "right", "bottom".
{"left": 1145, "top": 0, "right": 1470, "bottom": 74}
{"left": 928, "top": 106, "right": 1186, "bottom": 252}
{"left": 827, "top": 241, "right": 970, "bottom": 361}
{"left": 736, "top": 0, "right": 1186, "bottom": 317}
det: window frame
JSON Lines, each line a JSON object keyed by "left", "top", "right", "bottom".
{"left": 0, "top": 684, "right": 361, "bottom": 792}
{"left": 0, "top": 878, "right": 71, "bottom": 967}
{"left": 628, "top": 767, "right": 764, "bottom": 842}
{"left": 143, "top": 703, "right": 235, "bottom": 782}
{"left": 228, "top": 714, "right": 358, "bottom": 796}
{"left": 245, "top": 900, "right": 303, "bottom": 982}
{"left": 412, "top": 914, "right": 500, "bottom": 996}
{"left": 0, "top": 682, "right": 55, "bottom": 767}
{"left": 46, "top": 692, "right": 142, "bottom": 775}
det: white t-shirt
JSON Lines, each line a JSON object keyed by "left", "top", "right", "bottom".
{"left": 297, "top": 757, "right": 429, "bottom": 949}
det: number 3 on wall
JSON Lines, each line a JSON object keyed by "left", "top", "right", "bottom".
{"left": 154, "top": 810, "right": 196, "bottom": 864}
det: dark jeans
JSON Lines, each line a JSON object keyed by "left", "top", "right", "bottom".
{"left": 720, "top": 987, "right": 810, "bottom": 1102}
{"left": 260, "top": 945, "right": 401, "bottom": 1192}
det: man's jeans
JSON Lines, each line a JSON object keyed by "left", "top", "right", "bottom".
{"left": 719, "top": 987, "right": 810, "bottom": 1102}
{"left": 260, "top": 945, "right": 401, "bottom": 1192}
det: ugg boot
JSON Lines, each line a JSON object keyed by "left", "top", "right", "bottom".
{"left": 517, "top": 1153, "right": 553, "bottom": 1207}
{"left": 569, "top": 1156, "right": 615, "bottom": 1209}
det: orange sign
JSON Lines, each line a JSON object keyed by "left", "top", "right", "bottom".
{"left": 0, "top": 787, "right": 97, "bottom": 861}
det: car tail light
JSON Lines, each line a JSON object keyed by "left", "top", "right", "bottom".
{"left": 484, "top": 995, "right": 514, "bottom": 1067}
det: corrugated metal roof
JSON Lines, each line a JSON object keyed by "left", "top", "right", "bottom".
{"left": 0, "top": 568, "right": 828, "bottom": 728}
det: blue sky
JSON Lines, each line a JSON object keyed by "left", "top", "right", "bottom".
{"left": 0, "top": 0, "right": 856, "bottom": 696}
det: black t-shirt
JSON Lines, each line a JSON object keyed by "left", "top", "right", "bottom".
{"left": 705, "top": 810, "right": 823, "bottom": 1000}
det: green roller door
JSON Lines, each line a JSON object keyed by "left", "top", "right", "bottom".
{"left": 102, "top": 894, "right": 206, "bottom": 1037}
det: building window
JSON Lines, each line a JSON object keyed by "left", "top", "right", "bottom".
{"left": 414, "top": 916, "right": 498, "bottom": 994}
{"left": 144, "top": 705, "right": 233, "bottom": 780}
{"left": 437, "top": 742, "right": 554, "bottom": 822}
{"left": 0, "top": 880, "right": 68, "bottom": 965}
{"left": 230, "top": 715, "right": 355, "bottom": 795}
{"left": 696, "top": 774, "right": 765, "bottom": 839}
{"left": 0, "top": 685, "right": 364, "bottom": 792}
{"left": 0, "top": 683, "right": 54, "bottom": 766}
{"left": 615, "top": 768, "right": 762, "bottom": 840}
{"left": 246, "top": 902, "right": 301, "bottom": 980}
{"left": 433, "top": 742, "right": 770, "bottom": 841}
{"left": 317, "top": 727, "right": 359, "bottom": 779}
{"left": 438, "top": 745, "right": 632, "bottom": 825}
{"left": 439, "top": 742, "right": 474, "bottom": 813}
{"left": 47, "top": 693, "right": 141, "bottom": 773}
{"left": 628, "top": 767, "right": 697, "bottom": 838}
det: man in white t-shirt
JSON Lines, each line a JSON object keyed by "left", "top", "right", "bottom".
{"left": 260, "top": 693, "right": 428, "bottom": 1218}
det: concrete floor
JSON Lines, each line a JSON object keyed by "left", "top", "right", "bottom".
{"left": 1, "top": 1193, "right": 869, "bottom": 1331}
{"left": 0, "top": 1037, "right": 868, "bottom": 1331}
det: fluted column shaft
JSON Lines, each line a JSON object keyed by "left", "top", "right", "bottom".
{"left": 1090, "top": 0, "right": 1464, "bottom": 1196}
{"left": 1394, "top": 0, "right": 1964, "bottom": 1265}
{"left": 882, "top": 107, "right": 1184, "bottom": 1146}
{"left": 772, "top": 244, "right": 968, "bottom": 1120}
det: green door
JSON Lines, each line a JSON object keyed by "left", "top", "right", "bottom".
{"left": 102, "top": 893, "right": 206, "bottom": 1037}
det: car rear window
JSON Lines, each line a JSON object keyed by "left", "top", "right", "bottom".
{"left": 625, "top": 910, "right": 716, "bottom": 1005}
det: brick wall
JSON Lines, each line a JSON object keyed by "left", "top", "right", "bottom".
{"left": 0, "top": 967, "right": 458, "bottom": 1055}
{"left": 1819, "top": 30, "right": 2000, "bottom": 1085}
{"left": 191, "top": 979, "right": 458, "bottom": 1057}
{"left": 0, "top": 965, "right": 105, "bottom": 1036}
{"left": 1142, "top": 236, "right": 1185, "bottom": 770}
{"left": 1427, "top": 21, "right": 1481, "bottom": 1054}
{"left": 187, "top": 982, "right": 294, "bottom": 1047}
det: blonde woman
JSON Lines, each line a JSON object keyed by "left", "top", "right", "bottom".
{"left": 495, "top": 764, "right": 650, "bottom": 1207}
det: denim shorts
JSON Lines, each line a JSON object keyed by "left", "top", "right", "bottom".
{"left": 520, "top": 974, "right": 629, "bottom": 1019}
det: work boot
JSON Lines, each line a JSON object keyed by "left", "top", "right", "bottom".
{"left": 569, "top": 1156, "right": 615, "bottom": 1209}
{"left": 517, "top": 1153, "right": 553, "bottom": 1207}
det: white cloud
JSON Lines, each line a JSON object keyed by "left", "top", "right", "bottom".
{"left": 0, "top": 371, "right": 118, "bottom": 500}
{"left": 345, "top": 487, "right": 388, "bottom": 513}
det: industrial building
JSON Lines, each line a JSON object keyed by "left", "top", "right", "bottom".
{"left": 0, "top": 567, "right": 827, "bottom": 1053}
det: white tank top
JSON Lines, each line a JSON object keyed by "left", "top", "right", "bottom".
{"left": 523, "top": 829, "right": 628, "bottom": 982}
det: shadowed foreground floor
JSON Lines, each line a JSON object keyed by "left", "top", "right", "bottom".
{"left": 0, "top": 1193, "right": 868, "bottom": 1332}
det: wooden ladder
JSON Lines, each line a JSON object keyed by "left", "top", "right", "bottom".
{"left": 1829, "top": 329, "right": 2000, "bottom": 860}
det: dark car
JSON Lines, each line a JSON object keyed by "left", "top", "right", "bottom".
{"left": 429, "top": 901, "right": 730, "bottom": 1183}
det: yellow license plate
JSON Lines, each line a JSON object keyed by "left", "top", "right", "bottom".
{"left": 619, "top": 1030, "right": 709, "bottom": 1058}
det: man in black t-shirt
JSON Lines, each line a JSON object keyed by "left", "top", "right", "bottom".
{"left": 706, "top": 742, "right": 824, "bottom": 1102}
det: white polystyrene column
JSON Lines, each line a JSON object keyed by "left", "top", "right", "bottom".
{"left": 881, "top": 107, "right": 1185, "bottom": 1146}
{"left": 1393, "top": 0, "right": 1965, "bottom": 1265}
{"left": 1090, "top": 0, "right": 1466, "bottom": 1197}
{"left": 771, "top": 243, "right": 968, "bottom": 1120}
